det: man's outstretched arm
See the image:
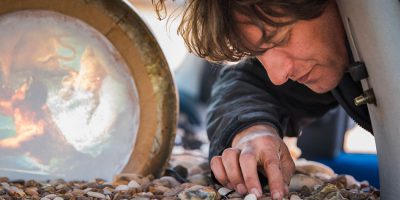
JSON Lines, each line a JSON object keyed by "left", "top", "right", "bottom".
{"left": 207, "top": 58, "right": 338, "bottom": 199}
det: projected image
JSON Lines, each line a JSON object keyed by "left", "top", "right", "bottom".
{"left": 0, "top": 10, "right": 140, "bottom": 180}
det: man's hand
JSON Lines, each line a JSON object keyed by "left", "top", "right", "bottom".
{"left": 210, "top": 125, "right": 295, "bottom": 200}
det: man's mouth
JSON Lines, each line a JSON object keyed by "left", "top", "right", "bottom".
{"left": 296, "top": 71, "right": 312, "bottom": 84}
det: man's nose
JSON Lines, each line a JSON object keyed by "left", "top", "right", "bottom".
{"left": 257, "top": 49, "right": 296, "bottom": 85}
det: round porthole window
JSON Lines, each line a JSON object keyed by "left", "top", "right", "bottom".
{"left": 0, "top": 0, "right": 177, "bottom": 181}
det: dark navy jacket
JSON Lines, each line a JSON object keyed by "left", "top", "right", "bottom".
{"left": 207, "top": 58, "right": 372, "bottom": 159}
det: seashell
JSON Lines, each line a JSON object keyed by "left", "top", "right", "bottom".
{"left": 295, "top": 159, "right": 335, "bottom": 177}
{"left": 289, "top": 174, "right": 323, "bottom": 191}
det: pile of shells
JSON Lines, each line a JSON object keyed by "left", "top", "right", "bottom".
{"left": 0, "top": 151, "right": 379, "bottom": 200}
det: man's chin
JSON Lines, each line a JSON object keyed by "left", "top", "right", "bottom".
{"left": 307, "top": 83, "right": 334, "bottom": 94}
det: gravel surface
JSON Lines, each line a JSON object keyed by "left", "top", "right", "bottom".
{"left": 0, "top": 150, "right": 380, "bottom": 200}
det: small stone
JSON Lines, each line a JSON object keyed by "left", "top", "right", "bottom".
{"left": 344, "top": 175, "right": 360, "bottom": 189}
{"left": 42, "top": 185, "right": 55, "bottom": 193}
{"left": 45, "top": 194, "right": 57, "bottom": 199}
{"left": 54, "top": 197, "right": 64, "bottom": 200}
{"left": 137, "top": 191, "right": 154, "bottom": 197}
{"left": 113, "top": 173, "right": 145, "bottom": 185}
{"left": 187, "top": 174, "right": 210, "bottom": 186}
{"left": 41, "top": 198, "right": 51, "bottom": 200}
{"left": 149, "top": 185, "right": 170, "bottom": 194}
{"left": 83, "top": 188, "right": 93, "bottom": 193}
{"left": 244, "top": 193, "right": 257, "bottom": 200}
{"left": 289, "top": 174, "right": 323, "bottom": 191}
{"left": 87, "top": 191, "right": 106, "bottom": 199}
{"left": 71, "top": 189, "right": 85, "bottom": 196}
{"left": 1, "top": 182, "right": 10, "bottom": 188}
{"left": 56, "top": 184, "right": 67, "bottom": 190}
{"left": 25, "top": 180, "right": 39, "bottom": 187}
{"left": 103, "top": 187, "right": 113, "bottom": 195}
{"left": 178, "top": 185, "right": 218, "bottom": 200}
{"left": 7, "top": 186, "right": 25, "bottom": 197}
{"left": 10, "top": 179, "right": 25, "bottom": 185}
{"left": 131, "top": 197, "right": 150, "bottom": 200}
{"left": 115, "top": 184, "right": 129, "bottom": 191}
{"left": 173, "top": 165, "right": 189, "bottom": 179}
{"left": 290, "top": 194, "right": 303, "bottom": 200}
{"left": 164, "top": 185, "right": 187, "bottom": 197}
{"left": 305, "top": 183, "right": 341, "bottom": 200}
{"left": 156, "top": 176, "right": 181, "bottom": 188}
{"left": 217, "top": 187, "right": 233, "bottom": 196}
{"left": 227, "top": 191, "right": 243, "bottom": 198}
{"left": 0, "top": 177, "right": 9, "bottom": 183}
{"left": 25, "top": 187, "right": 39, "bottom": 196}
{"left": 128, "top": 180, "right": 141, "bottom": 189}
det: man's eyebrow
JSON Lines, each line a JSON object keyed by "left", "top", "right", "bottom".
{"left": 259, "top": 27, "right": 292, "bottom": 48}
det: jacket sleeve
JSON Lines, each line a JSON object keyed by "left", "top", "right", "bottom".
{"left": 206, "top": 58, "right": 338, "bottom": 159}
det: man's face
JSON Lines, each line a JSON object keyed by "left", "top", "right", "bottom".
{"left": 237, "top": 1, "right": 348, "bottom": 93}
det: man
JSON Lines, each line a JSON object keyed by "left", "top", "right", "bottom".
{"left": 154, "top": 0, "right": 372, "bottom": 199}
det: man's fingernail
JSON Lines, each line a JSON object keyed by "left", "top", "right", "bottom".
{"left": 272, "top": 192, "right": 282, "bottom": 200}
{"left": 250, "top": 188, "right": 262, "bottom": 197}
{"left": 236, "top": 184, "right": 247, "bottom": 194}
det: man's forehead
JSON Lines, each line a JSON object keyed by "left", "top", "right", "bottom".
{"left": 233, "top": 12, "right": 291, "bottom": 49}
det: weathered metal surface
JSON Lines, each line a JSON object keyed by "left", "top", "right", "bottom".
{"left": 337, "top": 0, "right": 400, "bottom": 199}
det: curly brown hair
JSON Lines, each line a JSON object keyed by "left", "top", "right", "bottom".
{"left": 152, "top": 0, "right": 329, "bottom": 62}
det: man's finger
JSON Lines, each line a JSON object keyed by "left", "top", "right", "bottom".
{"left": 210, "top": 156, "right": 230, "bottom": 187}
{"left": 221, "top": 148, "right": 247, "bottom": 194}
{"left": 262, "top": 149, "right": 285, "bottom": 200}
{"left": 239, "top": 149, "right": 262, "bottom": 197}
{"left": 279, "top": 145, "right": 296, "bottom": 189}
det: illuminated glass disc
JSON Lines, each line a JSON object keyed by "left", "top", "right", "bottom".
{"left": 0, "top": 10, "right": 140, "bottom": 180}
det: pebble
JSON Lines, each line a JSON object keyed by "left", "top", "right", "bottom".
{"left": 0, "top": 177, "right": 9, "bottom": 183}
{"left": 25, "top": 187, "right": 39, "bottom": 196}
{"left": 290, "top": 174, "right": 323, "bottom": 191}
{"left": 115, "top": 184, "right": 129, "bottom": 191}
{"left": 290, "top": 194, "right": 303, "bottom": 200}
{"left": 187, "top": 174, "right": 210, "bottom": 186}
{"left": 218, "top": 187, "right": 233, "bottom": 196}
{"left": 178, "top": 185, "right": 217, "bottom": 200}
{"left": 87, "top": 191, "right": 106, "bottom": 199}
{"left": 0, "top": 153, "right": 379, "bottom": 200}
{"left": 128, "top": 180, "right": 141, "bottom": 189}
{"left": 158, "top": 176, "right": 181, "bottom": 188}
{"left": 244, "top": 193, "right": 257, "bottom": 200}
{"left": 45, "top": 194, "right": 57, "bottom": 199}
